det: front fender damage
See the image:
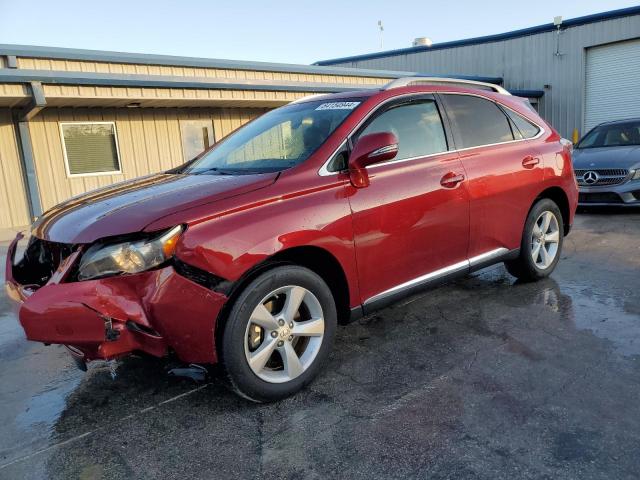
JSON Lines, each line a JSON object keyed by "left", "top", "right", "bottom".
{"left": 17, "top": 266, "right": 227, "bottom": 364}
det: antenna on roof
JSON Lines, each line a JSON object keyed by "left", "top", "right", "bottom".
{"left": 378, "top": 20, "right": 384, "bottom": 49}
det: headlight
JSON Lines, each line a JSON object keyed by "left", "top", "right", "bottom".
{"left": 78, "top": 225, "right": 183, "bottom": 281}
{"left": 632, "top": 169, "right": 640, "bottom": 180}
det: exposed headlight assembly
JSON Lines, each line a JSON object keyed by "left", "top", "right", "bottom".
{"left": 78, "top": 225, "right": 183, "bottom": 281}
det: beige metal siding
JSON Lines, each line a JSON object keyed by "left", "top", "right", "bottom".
{"left": 28, "top": 107, "right": 268, "bottom": 211}
{"left": 16, "top": 57, "right": 390, "bottom": 87}
{"left": 0, "top": 109, "right": 31, "bottom": 229}
{"left": 0, "top": 83, "right": 29, "bottom": 108}
{"left": 41, "top": 84, "right": 317, "bottom": 109}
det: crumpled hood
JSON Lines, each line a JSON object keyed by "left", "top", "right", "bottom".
{"left": 31, "top": 172, "right": 278, "bottom": 244}
{"left": 573, "top": 145, "right": 640, "bottom": 170}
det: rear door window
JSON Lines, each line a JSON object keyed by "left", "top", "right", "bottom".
{"left": 356, "top": 99, "right": 448, "bottom": 161}
{"left": 442, "top": 94, "right": 514, "bottom": 148}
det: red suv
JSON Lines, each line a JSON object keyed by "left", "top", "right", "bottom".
{"left": 6, "top": 78, "right": 578, "bottom": 401}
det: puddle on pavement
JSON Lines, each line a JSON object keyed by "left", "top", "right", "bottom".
{"left": 469, "top": 268, "right": 640, "bottom": 358}
{"left": 15, "top": 364, "right": 82, "bottom": 431}
{"left": 563, "top": 284, "right": 640, "bottom": 358}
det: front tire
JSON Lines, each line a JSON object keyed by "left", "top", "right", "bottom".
{"left": 220, "top": 265, "right": 337, "bottom": 402}
{"left": 505, "top": 198, "right": 564, "bottom": 282}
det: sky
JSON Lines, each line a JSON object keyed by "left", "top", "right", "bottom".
{"left": 0, "top": 0, "right": 638, "bottom": 65}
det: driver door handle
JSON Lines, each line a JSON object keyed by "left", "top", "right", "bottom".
{"left": 440, "top": 172, "right": 465, "bottom": 188}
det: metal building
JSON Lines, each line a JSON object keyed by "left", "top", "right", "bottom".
{"left": 0, "top": 45, "right": 439, "bottom": 237}
{"left": 316, "top": 6, "right": 640, "bottom": 140}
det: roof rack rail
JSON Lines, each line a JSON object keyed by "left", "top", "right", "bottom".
{"left": 383, "top": 77, "right": 511, "bottom": 95}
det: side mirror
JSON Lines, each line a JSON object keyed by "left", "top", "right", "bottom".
{"left": 348, "top": 132, "right": 399, "bottom": 188}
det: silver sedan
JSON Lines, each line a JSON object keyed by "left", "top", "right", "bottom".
{"left": 573, "top": 119, "right": 640, "bottom": 206}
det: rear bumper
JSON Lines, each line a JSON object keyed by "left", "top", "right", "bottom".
{"left": 5, "top": 234, "right": 227, "bottom": 364}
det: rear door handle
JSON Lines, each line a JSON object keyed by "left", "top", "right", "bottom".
{"left": 440, "top": 172, "right": 465, "bottom": 188}
{"left": 522, "top": 156, "right": 540, "bottom": 169}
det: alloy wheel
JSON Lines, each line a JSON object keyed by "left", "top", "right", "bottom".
{"left": 531, "top": 210, "right": 560, "bottom": 269}
{"left": 244, "top": 285, "right": 325, "bottom": 383}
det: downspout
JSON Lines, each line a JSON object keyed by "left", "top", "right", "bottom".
{"left": 13, "top": 81, "right": 45, "bottom": 220}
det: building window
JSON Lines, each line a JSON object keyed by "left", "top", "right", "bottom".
{"left": 60, "top": 122, "right": 121, "bottom": 176}
{"left": 180, "top": 120, "right": 214, "bottom": 162}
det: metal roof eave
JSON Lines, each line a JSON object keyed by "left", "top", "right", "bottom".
{"left": 0, "top": 69, "right": 504, "bottom": 93}
{"left": 0, "top": 69, "right": 377, "bottom": 93}
{"left": 0, "top": 43, "right": 420, "bottom": 79}
{"left": 509, "top": 89, "right": 544, "bottom": 99}
{"left": 0, "top": 45, "right": 501, "bottom": 85}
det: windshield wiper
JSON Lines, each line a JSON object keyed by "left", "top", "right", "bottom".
{"left": 192, "top": 167, "right": 236, "bottom": 175}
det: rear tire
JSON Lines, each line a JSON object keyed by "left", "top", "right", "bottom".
{"left": 220, "top": 265, "right": 336, "bottom": 402}
{"left": 505, "top": 198, "right": 564, "bottom": 282}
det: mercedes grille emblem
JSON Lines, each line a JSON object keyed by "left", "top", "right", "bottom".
{"left": 583, "top": 171, "right": 599, "bottom": 185}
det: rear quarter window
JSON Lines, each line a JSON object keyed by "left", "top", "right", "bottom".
{"left": 503, "top": 108, "right": 541, "bottom": 139}
{"left": 442, "top": 94, "right": 514, "bottom": 149}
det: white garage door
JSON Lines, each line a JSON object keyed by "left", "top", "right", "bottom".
{"left": 584, "top": 39, "right": 640, "bottom": 132}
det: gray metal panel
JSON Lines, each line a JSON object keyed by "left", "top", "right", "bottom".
{"left": 584, "top": 39, "right": 640, "bottom": 131}
{"left": 316, "top": 6, "right": 640, "bottom": 65}
{"left": 323, "top": 14, "right": 640, "bottom": 138}
{"left": 16, "top": 121, "right": 42, "bottom": 218}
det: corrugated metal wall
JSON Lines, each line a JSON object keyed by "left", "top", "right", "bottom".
{"left": 17, "top": 57, "right": 390, "bottom": 87}
{"left": 324, "top": 15, "right": 640, "bottom": 138}
{"left": 0, "top": 108, "right": 31, "bottom": 229}
{"left": 27, "top": 107, "right": 269, "bottom": 212}
{"left": 40, "top": 83, "right": 315, "bottom": 109}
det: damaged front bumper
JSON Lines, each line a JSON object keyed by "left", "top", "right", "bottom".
{"left": 5, "top": 233, "right": 228, "bottom": 365}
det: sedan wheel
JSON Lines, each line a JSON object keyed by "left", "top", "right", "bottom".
{"left": 244, "top": 285, "right": 325, "bottom": 383}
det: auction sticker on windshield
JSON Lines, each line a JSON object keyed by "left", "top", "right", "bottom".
{"left": 315, "top": 102, "right": 360, "bottom": 110}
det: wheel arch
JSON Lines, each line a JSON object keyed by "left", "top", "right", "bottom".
{"left": 214, "top": 245, "right": 352, "bottom": 354}
{"left": 533, "top": 186, "right": 571, "bottom": 235}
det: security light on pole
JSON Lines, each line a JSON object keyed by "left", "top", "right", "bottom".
{"left": 554, "top": 15, "right": 564, "bottom": 56}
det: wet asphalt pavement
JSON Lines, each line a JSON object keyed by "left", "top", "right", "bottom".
{"left": 1, "top": 211, "right": 639, "bottom": 480}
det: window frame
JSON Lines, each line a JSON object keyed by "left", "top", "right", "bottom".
{"left": 59, "top": 121, "right": 122, "bottom": 178}
{"left": 351, "top": 95, "right": 450, "bottom": 163}
{"left": 437, "top": 92, "right": 545, "bottom": 151}
{"left": 318, "top": 92, "right": 546, "bottom": 177}
{"left": 319, "top": 93, "right": 453, "bottom": 175}
{"left": 499, "top": 104, "right": 541, "bottom": 140}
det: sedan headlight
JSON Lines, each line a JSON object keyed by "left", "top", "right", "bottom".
{"left": 78, "top": 225, "right": 183, "bottom": 281}
{"left": 632, "top": 169, "right": 640, "bottom": 180}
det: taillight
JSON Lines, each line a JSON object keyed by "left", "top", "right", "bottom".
{"left": 559, "top": 137, "right": 573, "bottom": 153}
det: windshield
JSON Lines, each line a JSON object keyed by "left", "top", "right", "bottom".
{"left": 177, "top": 98, "right": 363, "bottom": 174}
{"left": 577, "top": 121, "right": 640, "bottom": 149}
